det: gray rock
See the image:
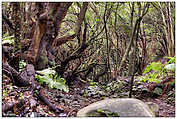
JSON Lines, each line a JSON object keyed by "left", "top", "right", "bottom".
{"left": 146, "top": 102, "right": 159, "bottom": 116}
{"left": 77, "top": 98, "right": 155, "bottom": 117}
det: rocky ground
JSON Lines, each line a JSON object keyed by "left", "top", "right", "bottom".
{"left": 2, "top": 75, "right": 175, "bottom": 117}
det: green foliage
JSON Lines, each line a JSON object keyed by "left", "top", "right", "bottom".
{"left": 19, "top": 92, "right": 23, "bottom": 100}
{"left": 2, "top": 83, "right": 13, "bottom": 99}
{"left": 143, "top": 62, "right": 163, "bottom": 74}
{"left": 139, "top": 56, "right": 175, "bottom": 83}
{"left": 36, "top": 68, "right": 56, "bottom": 75}
{"left": 166, "top": 56, "right": 175, "bottom": 64}
{"left": 105, "top": 80, "right": 123, "bottom": 92}
{"left": 2, "top": 88, "right": 8, "bottom": 99}
{"left": 96, "top": 18, "right": 100, "bottom": 22}
{"left": 35, "top": 68, "right": 69, "bottom": 92}
{"left": 164, "top": 56, "right": 175, "bottom": 72}
{"left": 88, "top": 79, "right": 97, "bottom": 86}
{"left": 119, "top": 24, "right": 131, "bottom": 35}
{"left": 2, "top": 33, "right": 15, "bottom": 45}
{"left": 19, "top": 60, "right": 27, "bottom": 72}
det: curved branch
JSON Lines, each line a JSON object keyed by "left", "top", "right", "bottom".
{"left": 2, "top": 13, "right": 15, "bottom": 31}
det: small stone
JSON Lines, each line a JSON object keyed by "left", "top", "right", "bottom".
{"left": 153, "top": 87, "right": 162, "bottom": 95}
{"left": 137, "top": 85, "right": 144, "bottom": 89}
{"left": 72, "top": 101, "right": 78, "bottom": 105}
{"left": 59, "top": 113, "right": 67, "bottom": 117}
{"left": 112, "top": 93, "right": 118, "bottom": 98}
{"left": 73, "top": 104, "right": 80, "bottom": 107}
{"left": 79, "top": 90, "right": 84, "bottom": 95}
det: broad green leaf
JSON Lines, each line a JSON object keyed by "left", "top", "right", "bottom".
{"left": 165, "top": 63, "right": 175, "bottom": 72}
{"left": 96, "top": 18, "right": 100, "bottom": 22}
{"left": 150, "top": 62, "right": 163, "bottom": 72}
{"left": 36, "top": 68, "right": 56, "bottom": 75}
{"left": 54, "top": 82, "right": 69, "bottom": 92}
{"left": 2, "top": 35, "right": 15, "bottom": 45}
{"left": 2, "top": 39, "right": 14, "bottom": 45}
{"left": 166, "top": 56, "right": 175, "bottom": 64}
{"left": 35, "top": 69, "right": 69, "bottom": 92}
{"left": 143, "top": 64, "right": 152, "bottom": 74}
{"left": 143, "top": 62, "right": 163, "bottom": 74}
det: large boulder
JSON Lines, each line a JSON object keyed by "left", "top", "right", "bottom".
{"left": 77, "top": 98, "right": 156, "bottom": 117}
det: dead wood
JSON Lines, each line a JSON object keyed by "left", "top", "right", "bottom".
{"left": 25, "top": 64, "right": 65, "bottom": 113}
{"left": 2, "top": 63, "right": 30, "bottom": 87}
{"left": 2, "top": 99, "right": 25, "bottom": 113}
{"left": 36, "top": 88, "right": 64, "bottom": 113}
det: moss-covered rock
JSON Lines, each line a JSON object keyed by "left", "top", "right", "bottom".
{"left": 77, "top": 98, "right": 155, "bottom": 117}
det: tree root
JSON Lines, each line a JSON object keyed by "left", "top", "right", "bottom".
{"left": 2, "top": 63, "right": 30, "bottom": 87}
{"left": 2, "top": 63, "right": 64, "bottom": 115}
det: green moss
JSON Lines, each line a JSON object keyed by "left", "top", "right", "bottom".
{"left": 89, "top": 109, "right": 120, "bottom": 117}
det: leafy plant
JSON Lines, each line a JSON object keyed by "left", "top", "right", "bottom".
{"left": 88, "top": 79, "right": 97, "bottom": 86}
{"left": 2, "top": 32, "right": 15, "bottom": 45}
{"left": 166, "top": 56, "right": 175, "bottom": 64}
{"left": 143, "top": 62, "right": 163, "bottom": 74}
{"left": 35, "top": 68, "right": 69, "bottom": 92}
{"left": 2, "top": 88, "right": 8, "bottom": 99}
{"left": 19, "top": 92, "right": 23, "bottom": 100}
{"left": 105, "top": 80, "right": 123, "bottom": 92}
{"left": 139, "top": 56, "right": 175, "bottom": 83}
{"left": 19, "top": 60, "right": 27, "bottom": 72}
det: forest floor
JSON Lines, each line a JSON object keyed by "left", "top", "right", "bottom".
{"left": 2, "top": 75, "right": 175, "bottom": 117}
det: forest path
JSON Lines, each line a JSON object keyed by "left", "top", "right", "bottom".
{"left": 2, "top": 75, "right": 175, "bottom": 117}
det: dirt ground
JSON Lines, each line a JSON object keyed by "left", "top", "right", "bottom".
{"left": 2, "top": 76, "right": 175, "bottom": 117}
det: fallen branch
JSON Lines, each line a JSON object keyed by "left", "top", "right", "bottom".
{"left": 2, "top": 63, "right": 30, "bottom": 87}
{"left": 36, "top": 88, "right": 64, "bottom": 113}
